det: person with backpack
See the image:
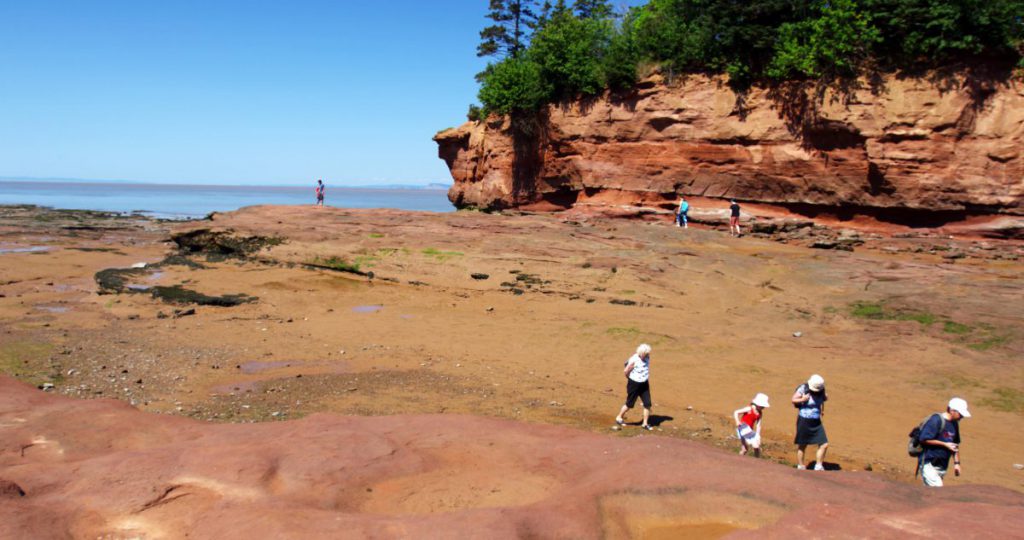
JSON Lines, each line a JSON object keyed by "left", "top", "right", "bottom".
{"left": 733, "top": 393, "right": 770, "bottom": 457}
{"left": 916, "top": 397, "right": 971, "bottom": 487}
{"left": 614, "top": 344, "right": 654, "bottom": 431}
{"left": 792, "top": 374, "right": 828, "bottom": 470}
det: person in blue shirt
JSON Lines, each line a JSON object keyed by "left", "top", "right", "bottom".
{"left": 676, "top": 197, "right": 689, "bottom": 228}
{"left": 792, "top": 374, "right": 828, "bottom": 470}
{"left": 918, "top": 397, "right": 970, "bottom": 487}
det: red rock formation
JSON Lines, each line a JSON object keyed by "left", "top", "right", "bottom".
{"left": 435, "top": 71, "right": 1024, "bottom": 225}
{"left": 3, "top": 375, "right": 1024, "bottom": 538}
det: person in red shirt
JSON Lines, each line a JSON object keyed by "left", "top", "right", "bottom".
{"left": 733, "top": 393, "right": 770, "bottom": 457}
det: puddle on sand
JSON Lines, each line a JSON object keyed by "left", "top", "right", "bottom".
{"left": 35, "top": 305, "right": 70, "bottom": 313}
{"left": 0, "top": 246, "right": 50, "bottom": 254}
{"left": 353, "top": 305, "right": 383, "bottom": 313}
{"left": 239, "top": 360, "right": 298, "bottom": 374}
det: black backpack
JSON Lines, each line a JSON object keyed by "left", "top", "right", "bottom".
{"left": 908, "top": 414, "right": 945, "bottom": 457}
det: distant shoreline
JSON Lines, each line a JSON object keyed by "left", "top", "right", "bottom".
{"left": 0, "top": 177, "right": 452, "bottom": 191}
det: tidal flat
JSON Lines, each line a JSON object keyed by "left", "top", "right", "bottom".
{"left": 1, "top": 203, "right": 1022, "bottom": 493}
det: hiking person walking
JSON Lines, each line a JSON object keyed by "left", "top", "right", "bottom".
{"left": 792, "top": 374, "right": 828, "bottom": 470}
{"left": 733, "top": 393, "right": 770, "bottom": 457}
{"left": 615, "top": 344, "right": 654, "bottom": 431}
{"left": 729, "top": 199, "right": 741, "bottom": 236}
{"left": 676, "top": 197, "right": 689, "bottom": 228}
{"left": 315, "top": 179, "right": 325, "bottom": 207}
{"left": 917, "top": 398, "right": 970, "bottom": 487}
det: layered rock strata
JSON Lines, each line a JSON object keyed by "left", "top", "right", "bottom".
{"left": 435, "top": 70, "right": 1024, "bottom": 225}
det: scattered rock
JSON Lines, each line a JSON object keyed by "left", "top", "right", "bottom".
{"left": 0, "top": 479, "right": 26, "bottom": 498}
{"left": 470, "top": 273, "right": 490, "bottom": 280}
{"left": 173, "top": 308, "right": 196, "bottom": 318}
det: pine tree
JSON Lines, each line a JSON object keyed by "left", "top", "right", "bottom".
{"left": 477, "top": 0, "right": 541, "bottom": 59}
{"left": 573, "top": 0, "right": 612, "bottom": 19}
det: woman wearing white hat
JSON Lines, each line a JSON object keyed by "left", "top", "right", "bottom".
{"left": 792, "top": 374, "right": 828, "bottom": 470}
{"left": 733, "top": 393, "right": 770, "bottom": 457}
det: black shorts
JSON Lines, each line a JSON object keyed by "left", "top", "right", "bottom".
{"left": 625, "top": 379, "right": 651, "bottom": 409}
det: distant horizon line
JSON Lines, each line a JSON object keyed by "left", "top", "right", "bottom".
{"left": 0, "top": 176, "right": 453, "bottom": 190}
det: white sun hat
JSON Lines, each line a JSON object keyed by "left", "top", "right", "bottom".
{"left": 948, "top": 397, "right": 971, "bottom": 418}
{"left": 752, "top": 393, "right": 770, "bottom": 408}
{"left": 807, "top": 374, "right": 825, "bottom": 392}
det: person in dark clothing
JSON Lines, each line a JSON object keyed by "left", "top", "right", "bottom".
{"left": 918, "top": 397, "right": 970, "bottom": 487}
{"left": 729, "top": 199, "right": 741, "bottom": 236}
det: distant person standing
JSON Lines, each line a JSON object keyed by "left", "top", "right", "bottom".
{"left": 792, "top": 374, "right": 828, "bottom": 470}
{"left": 733, "top": 393, "right": 770, "bottom": 457}
{"left": 729, "top": 199, "right": 741, "bottom": 236}
{"left": 615, "top": 344, "right": 654, "bottom": 431}
{"left": 917, "top": 398, "right": 970, "bottom": 487}
{"left": 676, "top": 197, "right": 689, "bottom": 228}
{"left": 315, "top": 179, "right": 325, "bottom": 207}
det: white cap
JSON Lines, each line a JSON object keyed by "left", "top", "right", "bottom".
{"left": 948, "top": 397, "right": 971, "bottom": 418}
{"left": 752, "top": 393, "right": 770, "bottom": 408}
{"left": 807, "top": 374, "right": 825, "bottom": 392}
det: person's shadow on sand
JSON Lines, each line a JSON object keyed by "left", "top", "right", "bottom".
{"left": 649, "top": 415, "right": 673, "bottom": 427}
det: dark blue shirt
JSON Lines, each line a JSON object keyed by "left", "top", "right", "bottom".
{"left": 918, "top": 414, "right": 960, "bottom": 468}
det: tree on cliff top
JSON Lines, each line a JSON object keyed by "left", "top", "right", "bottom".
{"left": 478, "top": 0, "right": 543, "bottom": 59}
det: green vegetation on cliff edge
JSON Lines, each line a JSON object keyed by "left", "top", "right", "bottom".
{"left": 472, "top": 0, "right": 1024, "bottom": 118}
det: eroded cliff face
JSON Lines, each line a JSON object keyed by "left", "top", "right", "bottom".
{"left": 435, "top": 71, "right": 1024, "bottom": 224}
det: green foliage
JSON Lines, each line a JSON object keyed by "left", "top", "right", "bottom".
{"left": 478, "top": 56, "right": 549, "bottom": 116}
{"left": 864, "top": 0, "right": 1024, "bottom": 67}
{"left": 768, "top": 0, "right": 881, "bottom": 79}
{"left": 471, "top": 0, "right": 1023, "bottom": 114}
{"left": 478, "top": 0, "right": 542, "bottom": 58}
{"left": 528, "top": 7, "right": 613, "bottom": 98}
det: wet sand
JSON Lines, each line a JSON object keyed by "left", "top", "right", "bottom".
{"left": 1, "top": 203, "right": 1022, "bottom": 495}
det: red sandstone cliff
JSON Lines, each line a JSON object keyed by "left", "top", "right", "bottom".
{"left": 435, "top": 71, "right": 1024, "bottom": 226}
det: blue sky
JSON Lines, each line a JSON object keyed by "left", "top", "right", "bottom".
{"left": 0, "top": 1, "right": 500, "bottom": 186}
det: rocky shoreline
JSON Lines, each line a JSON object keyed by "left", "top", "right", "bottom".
{"left": 1, "top": 203, "right": 1023, "bottom": 537}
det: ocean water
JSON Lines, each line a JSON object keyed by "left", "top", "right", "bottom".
{"left": 0, "top": 181, "right": 454, "bottom": 218}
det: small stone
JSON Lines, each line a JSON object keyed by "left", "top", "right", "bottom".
{"left": 1014, "top": 464, "right": 1024, "bottom": 470}
{"left": 793, "top": 331, "right": 803, "bottom": 338}
{"left": 486, "top": 307, "right": 494, "bottom": 312}
{"left": 66, "top": 369, "right": 77, "bottom": 376}
{"left": 40, "top": 383, "right": 55, "bottom": 391}
{"left": 470, "top": 273, "right": 490, "bottom": 280}
{"left": 611, "top": 425, "right": 622, "bottom": 431}
{"left": 271, "top": 411, "right": 281, "bottom": 417}
{"left": 156, "top": 311, "right": 168, "bottom": 319}
{"left": 686, "top": 405, "right": 694, "bottom": 411}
